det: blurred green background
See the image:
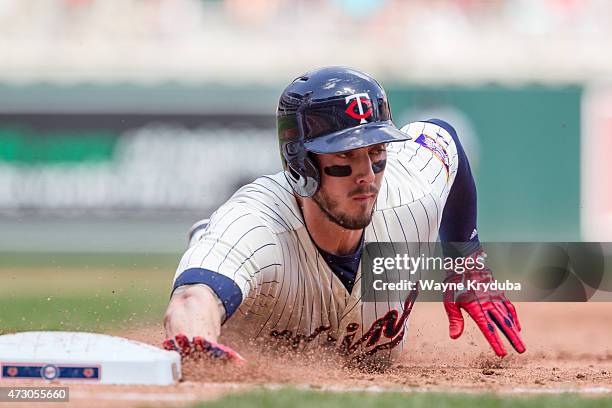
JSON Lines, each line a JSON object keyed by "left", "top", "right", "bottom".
{"left": 0, "top": 83, "right": 582, "bottom": 244}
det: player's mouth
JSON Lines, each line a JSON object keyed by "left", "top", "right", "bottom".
{"left": 349, "top": 186, "right": 378, "bottom": 201}
{"left": 349, "top": 185, "right": 378, "bottom": 203}
{"left": 351, "top": 193, "right": 375, "bottom": 201}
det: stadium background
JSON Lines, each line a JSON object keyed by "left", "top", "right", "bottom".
{"left": 4, "top": 0, "right": 612, "bottom": 255}
{"left": 2, "top": 1, "right": 612, "bottom": 405}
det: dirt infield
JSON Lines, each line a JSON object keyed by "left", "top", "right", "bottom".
{"left": 2, "top": 302, "right": 611, "bottom": 407}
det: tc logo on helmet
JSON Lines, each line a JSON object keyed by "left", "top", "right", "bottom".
{"left": 345, "top": 93, "right": 373, "bottom": 124}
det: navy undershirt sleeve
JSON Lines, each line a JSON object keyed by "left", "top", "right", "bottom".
{"left": 172, "top": 268, "right": 243, "bottom": 323}
{"left": 425, "top": 118, "right": 481, "bottom": 258}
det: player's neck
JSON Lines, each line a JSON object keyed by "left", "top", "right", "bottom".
{"left": 298, "top": 197, "right": 363, "bottom": 256}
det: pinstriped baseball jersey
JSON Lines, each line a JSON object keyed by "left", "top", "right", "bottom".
{"left": 173, "top": 120, "right": 460, "bottom": 363}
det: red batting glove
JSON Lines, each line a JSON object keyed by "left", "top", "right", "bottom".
{"left": 163, "top": 333, "right": 246, "bottom": 364}
{"left": 443, "top": 250, "right": 526, "bottom": 357}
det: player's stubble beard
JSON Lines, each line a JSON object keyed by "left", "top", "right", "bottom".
{"left": 312, "top": 184, "right": 378, "bottom": 230}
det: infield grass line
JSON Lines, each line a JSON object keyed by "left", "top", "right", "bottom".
{"left": 188, "top": 388, "right": 612, "bottom": 408}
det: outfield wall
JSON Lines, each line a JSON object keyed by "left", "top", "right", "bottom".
{"left": 0, "top": 83, "right": 582, "bottom": 251}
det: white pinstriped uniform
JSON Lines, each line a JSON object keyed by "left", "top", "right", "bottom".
{"left": 173, "top": 121, "right": 459, "bottom": 362}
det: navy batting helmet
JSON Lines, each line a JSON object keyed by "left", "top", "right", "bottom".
{"left": 277, "top": 66, "right": 411, "bottom": 197}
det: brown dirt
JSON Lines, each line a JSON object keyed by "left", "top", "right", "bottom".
{"left": 2, "top": 302, "right": 612, "bottom": 407}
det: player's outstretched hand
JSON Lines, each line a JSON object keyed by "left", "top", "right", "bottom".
{"left": 163, "top": 333, "right": 246, "bottom": 364}
{"left": 443, "top": 250, "right": 526, "bottom": 357}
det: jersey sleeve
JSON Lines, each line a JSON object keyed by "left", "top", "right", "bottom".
{"left": 395, "top": 119, "right": 481, "bottom": 256}
{"left": 428, "top": 119, "right": 481, "bottom": 256}
{"left": 172, "top": 203, "right": 281, "bottom": 323}
{"left": 397, "top": 120, "right": 460, "bottom": 201}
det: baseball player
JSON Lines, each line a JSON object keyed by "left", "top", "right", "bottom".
{"left": 163, "top": 67, "right": 526, "bottom": 366}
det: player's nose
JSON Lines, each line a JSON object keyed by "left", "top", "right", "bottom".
{"left": 353, "top": 153, "right": 376, "bottom": 184}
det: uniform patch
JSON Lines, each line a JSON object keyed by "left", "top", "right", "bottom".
{"left": 1, "top": 363, "right": 101, "bottom": 381}
{"left": 415, "top": 133, "right": 450, "bottom": 176}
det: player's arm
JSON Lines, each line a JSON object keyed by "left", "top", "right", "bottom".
{"left": 163, "top": 283, "right": 245, "bottom": 362}
{"left": 163, "top": 266, "right": 244, "bottom": 363}
{"left": 164, "top": 218, "right": 223, "bottom": 341}
{"left": 164, "top": 284, "right": 223, "bottom": 342}
{"left": 431, "top": 118, "right": 526, "bottom": 357}
{"left": 162, "top": 261, "right": 247, "bottom": 363}
{"left": 162, "top": 209, "right": 280, "bottom": 363}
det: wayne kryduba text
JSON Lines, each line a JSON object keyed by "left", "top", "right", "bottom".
{"left": 372, "top": 279, "right": 522, "bottom": 292}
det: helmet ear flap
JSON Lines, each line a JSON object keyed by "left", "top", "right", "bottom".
{"left": 301, "top": 154, "right": 320, "bottom": 197}
{"left": 282, "top": 143, "right": 320, "bottom": 197}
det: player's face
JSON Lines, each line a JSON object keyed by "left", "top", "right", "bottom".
{"left": 312, "top": 143, "right": 387, "bottom": 230}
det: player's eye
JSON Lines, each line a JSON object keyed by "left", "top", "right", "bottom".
{"left": 369, "top": 145, "right": 387, "bottom": 155}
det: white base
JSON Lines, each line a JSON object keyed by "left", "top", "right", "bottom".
{"left": 0, "top": 331, "right": 181, "bottom": 385}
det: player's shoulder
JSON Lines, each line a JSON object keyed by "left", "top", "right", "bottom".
{"left": 388, "top": 118, "right": 459, "bottom": 167}
{"left": 211, "top": 171, "right": 304, "bottom": 235}
{"left": 374, "top": 119, "right": 460, "bottom": 209}
{"left": 397, "top": 118, "right": 458, "bottom": 149}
